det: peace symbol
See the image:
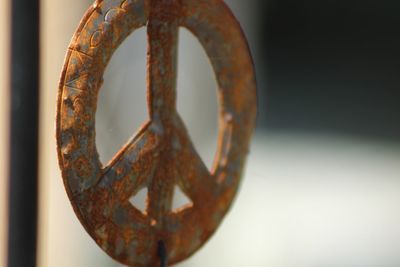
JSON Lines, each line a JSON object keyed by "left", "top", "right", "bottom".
{"left": 56, "top": 0, "right": 256, "bottom": 265}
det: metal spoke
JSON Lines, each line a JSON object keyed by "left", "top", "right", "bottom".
{"left": 147, "top": 0, "right": 180, "bottom": 120}
{"left": 146, "top": 156, "right": 176, "bottom": 227}
{"left": 98, "top": 122, "right": 161, "bottom": 200}
{"left": 172, "top": 115, "right": 216, "bottom": 203}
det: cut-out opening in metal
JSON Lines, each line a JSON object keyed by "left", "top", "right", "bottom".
{"left": 177, "top": 27, "right": 219, "bottom": 172}
{"left": 95, "top": 27, "right": 148, "bottom": 166}
{"left": 172, "top": 184, "right": 193, "bottom": 212}
{"left": 129, "top": 187, "right": 148, "bottom": 214}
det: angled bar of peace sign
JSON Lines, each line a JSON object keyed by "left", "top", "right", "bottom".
{"left": 172, "top": 114, "right": 216, "bottom": 203}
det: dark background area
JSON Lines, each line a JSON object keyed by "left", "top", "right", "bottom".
{"left": 259, "top": 0, "right": 400, "bottom": 140}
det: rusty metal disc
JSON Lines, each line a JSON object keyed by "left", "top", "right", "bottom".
{"left": 56, "top": 0, "right": 256, "bottom": 265}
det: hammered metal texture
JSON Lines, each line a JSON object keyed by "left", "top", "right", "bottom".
{"left": 56, "top": 0, "right": 257, "bottom": 265}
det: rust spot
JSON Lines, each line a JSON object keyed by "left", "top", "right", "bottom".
{"left": 74, "top": 155, "right": 93, "bottom": 178}
{"left": 56, "top": 0, "right": 256, "bottom": 266}
{"left": 90, "top": 30, "right": 103, "bottom": 47}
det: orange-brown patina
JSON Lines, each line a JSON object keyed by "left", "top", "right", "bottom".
{"left": 56, "top": 0, "right": 257, "bottom": 266}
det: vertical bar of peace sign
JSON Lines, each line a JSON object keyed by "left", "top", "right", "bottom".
{"left": 56, "top": 0, "right": 257, "bottom": 266}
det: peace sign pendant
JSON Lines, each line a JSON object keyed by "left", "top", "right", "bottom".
{"left": 56, "top": 0, "right": 256, "bottom": 265}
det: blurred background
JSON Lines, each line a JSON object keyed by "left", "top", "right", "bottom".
{"left": 2, "top": 0, "right": 400, "bottom": 266}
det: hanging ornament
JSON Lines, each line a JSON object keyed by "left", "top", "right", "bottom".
{"left": 56, "top": 0, "right": 256, "bottom": 265}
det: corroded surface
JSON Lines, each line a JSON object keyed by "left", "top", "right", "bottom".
{"left": 56, "top": 0, "right": 257, "bottom": 266}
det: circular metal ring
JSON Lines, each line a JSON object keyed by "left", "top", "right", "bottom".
{"left": 56, "top": 0, "right": 256, "bottom": 265}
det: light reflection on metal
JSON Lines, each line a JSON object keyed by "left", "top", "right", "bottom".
{"left": 56, "top": 0, "right": 256, "bottom": 265}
